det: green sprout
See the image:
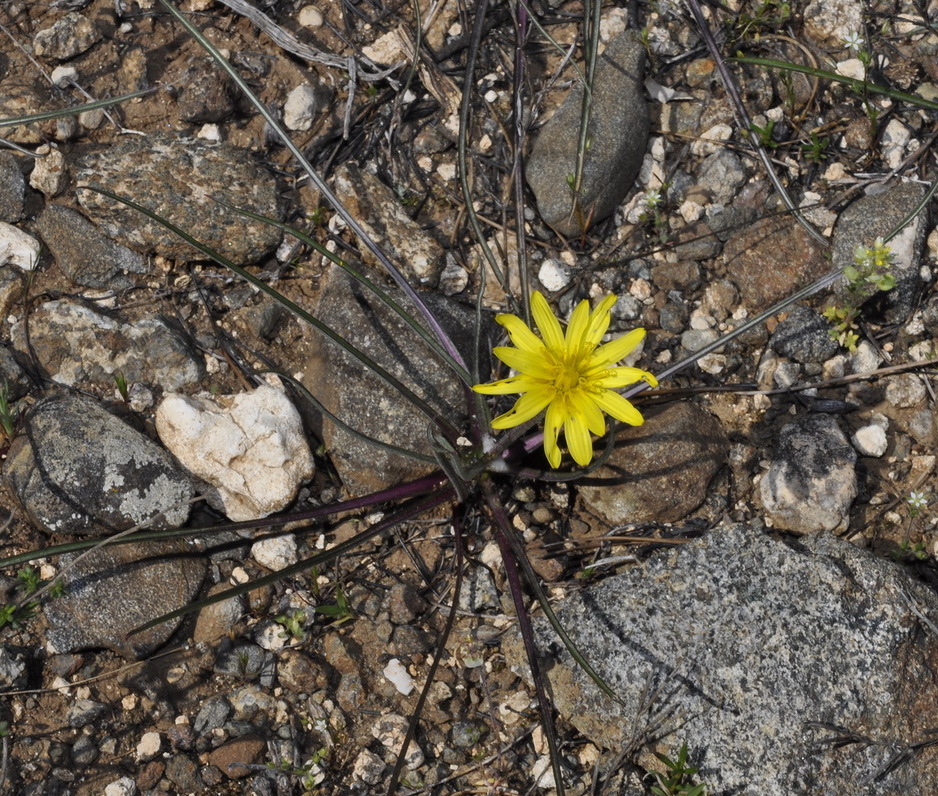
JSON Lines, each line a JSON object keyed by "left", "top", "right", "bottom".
{"left": 750, "top": 119, "right": 778, "bottom": 149}
{"left": 314, "top": 584, "right": 355, "bottom": 626}
{"left": 0, "top": 382, "right": 17, "bottom": 441}
{"left": 274, "top": 608, "right": 309, "bottom": 641}
{"left": 823, "top": 237, "right": 896, "bottom": 351}
{"left": 649, "top": 742, "right": 708, "bottom": 796}
{"left": 114, "top": 371, "right": 129, "bottom": 402}
{"left": 802, "top": 131, "right": 830, "bottom": 164}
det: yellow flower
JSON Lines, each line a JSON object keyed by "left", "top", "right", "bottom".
{"left": 473, "top": 291, "right": 658, "bottom": 468}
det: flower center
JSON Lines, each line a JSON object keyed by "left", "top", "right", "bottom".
{"left": 551, "top": 353, "right": 586, "bottom": 395}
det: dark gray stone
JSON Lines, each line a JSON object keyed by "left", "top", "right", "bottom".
{"left": 44, "top": 538, "right": 206, "bottom": 657}
{"left": 214, "top": 640, "right": 270, "bottom": 681}
{"left": 194, "top": 694, "right": 232, "bottom": 735}
{"left": 176, "top": 57, "right": 236, "bottom": 124}
{"left": 5, "top": 394, "right": 195, "bottom": 536}
{"left": 526, "top": 32, "right": 649, "bottom": 236}
{"left": 769, "top": 304, "right": 840, "bottom": 363}
{"left": 760, "top": 413, "right": 857, "bottom": 533}
{"left": 75, "top": 136, "right": 282, "bottom": 265}
{"left": 36, "top": 205, "right": 147, "bottom": 289}
{"left": 832, "top": 181, "right": 929, "bottom": 324}
{"left": 0, "top": 151, "right": 25, "bottom": 222}
{"left": 304, "top": 266, "right": 494, "bottom": 494}
{"left": 66, "top": 699, "right": 108, "bottom": 728}
{"left": 521, "top": 523, "right": 938, "bottom": 795}
{"left": 577, "top": 402, "right": 728, "bottom": 524}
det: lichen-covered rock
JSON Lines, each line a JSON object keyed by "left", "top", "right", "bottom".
{"left": 760, "top": 413, "right": 857, "bottom": 533}
{"left": 517, "top": 523, "right": 938, "bottom": 795}
{"left": 5, "top": 395, "right": 195, "bottom": 536}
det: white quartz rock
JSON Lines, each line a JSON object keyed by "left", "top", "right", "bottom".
{"left": 0, "top": 222, "right": 40, "bottom": 271}
{"left": 156, "top": 385, "right": 314, "bottom": 521}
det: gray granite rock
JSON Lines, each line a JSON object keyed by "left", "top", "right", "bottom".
{"left": 36, "top": 204, "right": 147, "bottom": 289}
{"left": 760, "top": 413, "right": 857, "bottom": 533}
{"left": 0, "top": 151, "right": 25, "bottom": 222}
{"left": 523, "top": 522, "right": 938, "bottom": 795}
{"left": 526, "top": 31, "right": 649, "bottom": 236}
{"left": 333, "top": 164, "right": 444, "bottom": 285}
{"left": 769, "top": 304, "right": 840, "bottom": 363}
{"left": 5, "top": 394, "right": 195, "bottom": 536}
{"left": 33, "top": 12, "right": 101, "bottom": 61}
{"left": 832, "top": 181, "right": 929, "bottom": 324}
{"left": 45, "top": 538, "right": 206, "bottom": 657}
{"left": 577, "top": 402, "right": 728, "bottom": 524}
{"left": 75, "top": 136, "right": 282, "bottom": 265}
{"left": 304, "top": 266, "right": 494, "bottom": 494}
{"left": 12, "top": 299, "right": 202, "bottom": 392}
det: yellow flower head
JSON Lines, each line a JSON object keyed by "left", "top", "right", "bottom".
{"left": 473, "top": 291, "right": 658, "bottom": 468}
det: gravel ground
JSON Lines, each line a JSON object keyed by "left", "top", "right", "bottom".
{"left": 0, "top": 0, "right": 936, "bottom": 794}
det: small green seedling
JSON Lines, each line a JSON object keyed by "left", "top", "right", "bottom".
{"left": 0, "top": 382, "right": 17, "bottom": 441}
{"left": 649, "top": 742, "right": 708, "bottom": 796}
{"left": 114, "top": 371, "right": 129, "bottom": 402}
{"left": 750, "top": 119, "right": 778, "bottom": 149}
{"left": 274, "top": 608, "right": 309, "bottom": 641}
{"left": 802, "top": 131, "right": 830, "bottom": 163}
{"left": 823, "top": 237, "right": 896, "bottom": 351}
{"left": 314, "top": 584, "right": 355, "bottom": 626}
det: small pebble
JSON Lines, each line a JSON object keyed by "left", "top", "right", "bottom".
{"left": 298, "top": 5, "right": 324, "bottom": 27}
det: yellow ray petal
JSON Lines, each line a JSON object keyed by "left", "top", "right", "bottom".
{"left": 494, "top": 347, "right": 554, "bottom": 379}
{"left": 593, "top": 366, "right": 657, "bottom": 389}
{"left": 568, "top": 389, "right": 607, "bottom": 436}
{"left": 564, "top": 297, "right": 592, "bottom": 349}
{"left": 543, "top": 400, "right": 565, "bottom": 468}
{"left": 590, "top": 327, "right": 645, "bottom": 367}
{"left": 472, "top": 375, "right": 541, "bottom": 395}
{"left": 497, "top": 313, "right": 547, "bottom": 356}
{"left": 584, "top": 294, "right": 616, "bottom": 348}
{"left": 490, "top": 389, "right": 553, "bottom": 428}
{"left": 564, "top": 413, "right": 594, "bottom": 466}
{"left": 531, "top": 291, "right": 564, "bottom": 352}
{"left": 594, "top": 390, "right": 645, "bottom": 426}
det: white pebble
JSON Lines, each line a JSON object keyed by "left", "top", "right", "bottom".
{"left": 283, "top": 84, "right": 321, "bottom": 132}
{"left": 251, "top": 534, "right": 298, "bottom": 571}
{"left": 382, "top": 658, "right": 415, "bottom": 695}
{"left": 135, "top": 731, "right": 161, "bottom": 762}
{"left": 538, "top": 259, "right": 572, "bottom": 291}
{"left": 50, "top": 66, "right": 77, "bottom": 87}
{"left": 104, "top": 777, "right": 137, "bottom": 796}
{"left": 851, "top": 425, "right": 887, "bottom": 457}
{"left": 298, "top": 5, "right": 324, "bottom": 27}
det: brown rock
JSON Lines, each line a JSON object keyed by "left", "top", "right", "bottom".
{"left": 722, "top": 215, "right": 829, "bottom": 311}
{"left": 207, "top": 735, "right": 266, "bottom": 780}
{"left": 577, "top": 403, "right": 728, "bottom": 524}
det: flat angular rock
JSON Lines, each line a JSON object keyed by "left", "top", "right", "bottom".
{"left": 5, "top": 394, "right": 195, "bottom": 536}
{"left": 0, "top": 151, "right": 25, "bottom": 222}
{"left": 526, "top": 32, "right": 649, "bottom": 236}
{"left": 156, "top": 385, "right": 314, "bottom": 521}
{"left": 333, "top": 164, "right": 443, "bottom": 285}
{"left": 37, "top": 205, "right": 147, "bottom": 289}
{"left": 33, "top": 12, "right": 101, "bottom": 61}
{"left": 523, "top": 523, "right": 938, "bottom": 795}
{"left": 304, "top": 266, "right": 493, "bottom": 494}
{"left": 577, "top": 402, "right": 728, "bottom": 524}
{"left": 75, "top": 136, "right": 282, "bottom": 265}
{"left": 45, "top": 539, "right": 206, "bottom": 658}
{"left": 12, "top": 299, "right": 202, "bottom": 392}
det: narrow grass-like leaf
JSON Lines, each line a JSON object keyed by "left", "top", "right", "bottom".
{"left": 0, "top": 88, "right": 153, "bottom": 128}
{"left": 732, "top": 56, "right": 938, "bottom": 112}
{"left": 156, "top": 0, "right": 469, "bottom": 377}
